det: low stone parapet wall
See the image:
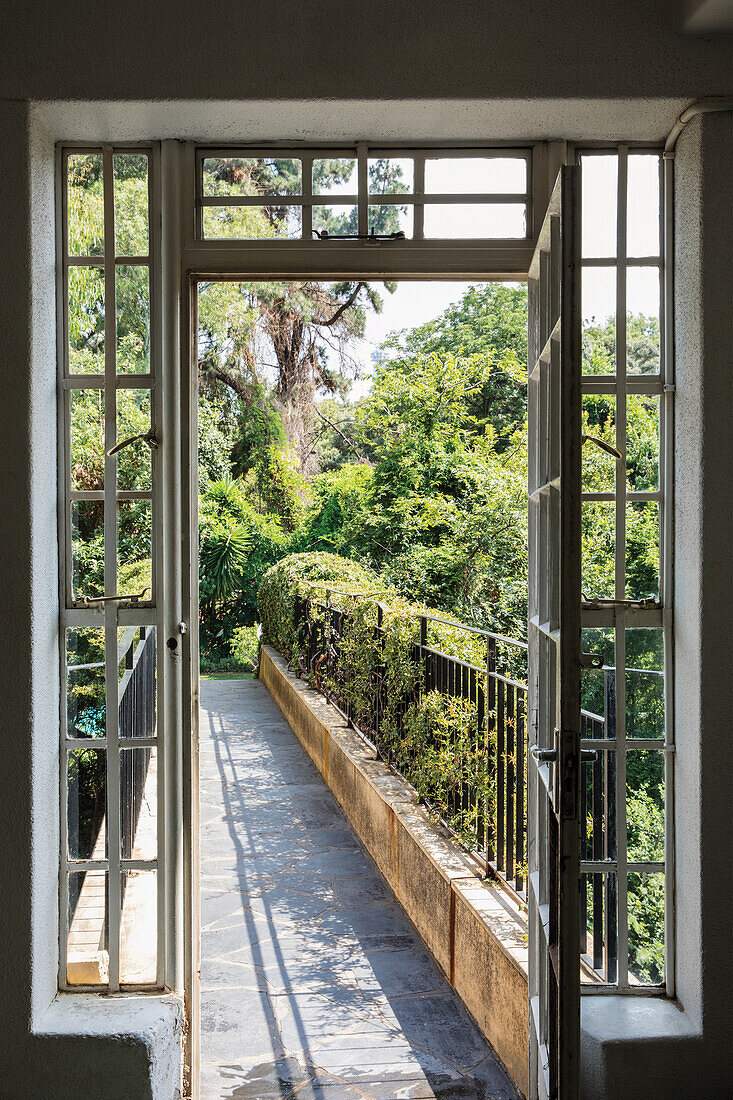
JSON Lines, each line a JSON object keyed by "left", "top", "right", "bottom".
{"left": 259, "top": 644, "right": 529, "bottom": 1096}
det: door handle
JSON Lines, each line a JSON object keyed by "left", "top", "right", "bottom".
{"left": 531, "top": 746, "right": 597, "bottom": 763}
{"left": 531, "top": 746, "right": 557, "bottom": 763}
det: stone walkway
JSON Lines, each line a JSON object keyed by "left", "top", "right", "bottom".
{"left": 199, "top": 678, "right": 520, "bottom": 1100}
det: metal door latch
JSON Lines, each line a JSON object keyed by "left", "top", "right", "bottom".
{"left": 107, "top": 429, "right": 159, "bottom": 456}
{"left": 581, "top": 433, "right": 622, "bottom": 460}
{"left": 580, "top": 652, "right": 604, "bottom": 669}
{"left": 80, "top": 587, "right": 150, "bottom": 607}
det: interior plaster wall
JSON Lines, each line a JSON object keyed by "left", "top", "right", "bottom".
{"left": 0, "top": 3, "right": 730, "bottom": 1096}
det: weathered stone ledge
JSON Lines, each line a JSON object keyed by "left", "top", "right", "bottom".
{"left": 259, "top": 643, "right": 529, "bottom": 1096}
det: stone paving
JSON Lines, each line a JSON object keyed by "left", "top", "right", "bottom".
{"left": 199, "top": 677, "right": 520, "bottom": 1100}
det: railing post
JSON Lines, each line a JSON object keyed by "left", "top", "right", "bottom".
{"left": 604, "top": 667, "right": 618, "bottom": 982}
{"left": 420, "top": 615, "right": 427, "bottom": 701}
{"left": 485, "top": 635, "right": 497, "bottom": 874}
{"left": 515, "top": 689, "right": 526, "bottom": 893}
{"left": 376, "top": 602, "right": 383, "bottom": 749}
{"left": 324, "top": 590, "right": 331, "bottom": 704}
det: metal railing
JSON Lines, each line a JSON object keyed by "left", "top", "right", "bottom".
{"left": 293, "top": 590, "right": 530, "bottom": 897}
{"left": 579, "top": 665, "right": 664, "bottom": 983}
{"left": 118, "top": 627, "right": 156, "bottom": 860}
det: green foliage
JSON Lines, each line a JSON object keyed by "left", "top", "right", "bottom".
{"left": 199, "top": 518, "right": 252, "bottom": 604}
{"left": 229, "top": 624, "right": 261, "bottom": 672}
{"left": 297, "top": 348, "right": 529, "bottom": 639}
{"left": 258, "top": 551, "right": 379, "bottom": 660}
{"left": 382, "top": 283, "right": 528, "bottom": 447}
{"left": 258, "top": 552, "right": 514, "bottom": 851}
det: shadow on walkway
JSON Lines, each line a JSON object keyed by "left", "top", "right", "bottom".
{"left": 199, "top": 677, "right": 520, "bottom": 1100}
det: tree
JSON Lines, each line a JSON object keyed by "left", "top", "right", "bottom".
{"left": 197, "top": 157, "right": 409, "bottom": 471}
{"left": 381, "top": 283, "right": 529, "bottom": 448}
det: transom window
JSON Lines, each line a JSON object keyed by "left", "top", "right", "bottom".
{"left": 195, "top": 146, "right": 532, "bottom": 242}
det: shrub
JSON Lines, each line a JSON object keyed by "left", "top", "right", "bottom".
{"left": 230, "top": 623, "right": 261, "bottom": 673}
{"left": 258, "top": 551, "right": 524, "bottom": 851}
{"left": 258, "top": 550, "right": 380, "bottom": 659}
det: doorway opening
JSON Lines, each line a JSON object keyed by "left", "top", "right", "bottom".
{"left": 195, "top": 276, "right": 530, "bottom": 1096}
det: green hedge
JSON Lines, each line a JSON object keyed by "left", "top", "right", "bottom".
{"left": 258, "top": 551, "right": 503, "bottom": 850}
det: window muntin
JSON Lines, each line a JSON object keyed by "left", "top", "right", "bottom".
{"left": 195, "top": 146, "right": 531, "bottom": 242}
{"left": 60, "top": 147, "right": 162, "bottom": 991}
{"left": 578, "top": 148, "right": 670, "bottom": 991}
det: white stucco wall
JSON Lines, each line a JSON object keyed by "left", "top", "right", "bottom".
{"left": 0, "top": 4, "right": 730, "bottom": 1096}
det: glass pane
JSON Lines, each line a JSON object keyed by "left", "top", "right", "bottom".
{"left": 312, "top": 158, "right": 356, "bottom": 196}
{"left": 70, "top": 389, "right": 105, "bottom": 492}
{"left": 120, "top": 870, "right": 157, "bottom": 984}
{"left": 120, "top": 748, "right": 157, "bottom": 861}
{"left": 424, "top": 157, "right": 527, "bottom": 194}
{"left": 118, "top": 626, "right": 157, "bottom": 741}
{"left": 68, "top": 265, "right": 105, "bottom": 375}
{"left": 114, "top": 154, "right": 149, "bottom": 257}
{"left": 582, "top": 502, "right": 615, "bottom": 599}
{"left": 627, "top": 268, "right": 660, "bottom": 375}
{"left": 580, "top": 628, "right": 615, "bottom": 723}
{"left": 581, "top": 871, "right": 618, "bottom": 985}
{"left": 203, "top": 157, "right": 301, "bottom": 197}
{"left": 368, "top": 157, "right": 413, "bottom": 194}
{"left": 116, "top": 389, "right": 152, "bottom": 490}
{"left": 627, "top": 395, "right": 659, "bottom": 491}
{"left": 116, "top": 265, "right": 150, "bottom": 374}
{"left": 67, "top": 154, "right": 104, "bottom": 256}
{"left": 582, "top": 267, "right": 616, "bottom": 375}
{"left": 582, "top": 395, "right": 616, "bottom": 493}
{"left": 202, "top": 204, "right": 302, "bottom": 240}
{"left": 71, "top": 500, "right": 104, "bottom": 601}
{"left": 627, "top": 872, "right": 665, "bottom": 985}
{"left": 313, "top": 204, "right": 358, "bottom": 237}
{"left": 626, "top": 628, "right": 664, "bottom": 740}
{"left": 581, "top": 154, "right": 617, "bottom": 259}
{"left": 117, "top": 500, "right": 152, "bottom": 598}
{"left": 627, "top": 751, "right": 664, "bottom": 862}
{"left": 627, "top": 155, "right": 660, "bottom": 258}
{"left": 68, "top": 748, "right": 107, "bottom": 860}
{"left": 423, "top": 203, "right": 526, "bottom": 239}
{"left": 582, "top": 749, "right": 617, "bottom": 862}
{"left": 67, "top": 870, "right": 108, "bottom": 986}
{"left": 625, "top": 501, "right": 659, "bottom": 600}
{"left": 66, "top": 627, "right": 106, "bottom": 739}
{"left": 368, "top": 204, "right": 413, "bottom": 238}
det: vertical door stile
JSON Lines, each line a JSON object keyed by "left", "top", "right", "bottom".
{"left": 103, "top": 144, "right": 122, "bottom": 992}
{"left": 527, "top": 165, "right": 582, "bottom": 1100}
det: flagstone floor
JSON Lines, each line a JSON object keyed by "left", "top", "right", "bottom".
{"left": 199, "top": 677, "right": 520, "bottom": 1100}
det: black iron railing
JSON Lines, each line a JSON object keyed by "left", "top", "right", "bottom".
{"left": 293, "top": 591, "right": 530, "bottom": 896}
{"left": 579, "top": 664, "right": 664, "bottom": 983}
{"left": 118, "top": 627, "right": 156, "bottom": 860}
{"left": 580, "top": 669, "right": 618, "bottom": 982}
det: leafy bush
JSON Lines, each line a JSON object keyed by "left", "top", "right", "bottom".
{"left": 230, "top": 624, "right": 261, "bottom": 672}
{"left": 258, "top": 550, "right": 380, "bottom": 660}
{"left": 258, "top": 551, "right": 520, "bottom": 849}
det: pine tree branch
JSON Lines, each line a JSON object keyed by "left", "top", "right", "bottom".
{"left": 317, "top": 282, "right": 366, "bottom": 328}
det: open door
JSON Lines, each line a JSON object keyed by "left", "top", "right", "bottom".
{"left": 527, "top": 166, "right": 582, "bottom": 1100}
